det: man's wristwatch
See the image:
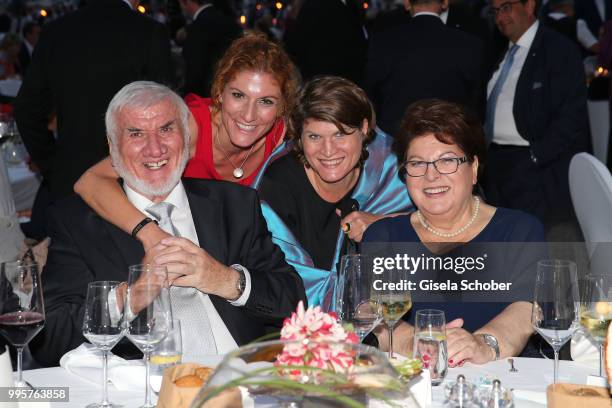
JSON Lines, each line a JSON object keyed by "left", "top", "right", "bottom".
{"left": 231, "top": 265, "right": 246, "bottom": 298}
{"left": 479, "top": 333, "right": 500, "bottom": 361}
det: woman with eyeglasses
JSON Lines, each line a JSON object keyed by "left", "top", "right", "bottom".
{"left": 363, "top": 99, "right": 545, "bottom": 365}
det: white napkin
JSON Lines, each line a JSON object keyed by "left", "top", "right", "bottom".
{"left": 570, "top": 331, "right": 599, "bottom": 368}
{"left": 59, "top": 343, "right": 145, "bottom": 391}
{"left": 512, "top": 389, "right": 547, "bottom": 406}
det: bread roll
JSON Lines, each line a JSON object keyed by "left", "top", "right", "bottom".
{"left": 174, "top": 374, "right": 204, "bottom": 388}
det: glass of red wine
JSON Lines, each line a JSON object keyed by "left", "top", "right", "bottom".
{"left": 0, "top": 261, "right": 45, "bottom": 387}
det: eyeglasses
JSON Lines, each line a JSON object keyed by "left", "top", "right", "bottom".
{"left": 488, "top": 0, "right": 522, "bottom": 17}
{"left": 400, "top": 156, "right": 470, "bottom": 178}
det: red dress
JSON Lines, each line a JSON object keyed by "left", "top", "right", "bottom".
{"left": 183, "top": 94, "right": 285, "bottom": 186}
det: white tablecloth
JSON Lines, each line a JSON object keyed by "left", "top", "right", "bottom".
{"left": 17, "top": 357, "right": 597, "bottom": 408}
{"left": 7, "top": 162, "right": 38, "bottom": 212}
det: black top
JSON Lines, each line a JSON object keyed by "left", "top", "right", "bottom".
{"left": 258, "top": 153, "right": 357, "bottom": 270}
{"left": 363, "top": 207, "right": 545, "bottom": 332}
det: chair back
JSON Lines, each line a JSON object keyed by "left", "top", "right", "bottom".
{"left": 569, "top": 153, "right": 612, "bottom": 274}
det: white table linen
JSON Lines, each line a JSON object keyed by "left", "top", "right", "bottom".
{"left": 7, "top": 162, "right": 38, "bottom": 212}
{"left": 17, "top": 357, "right": 598, "bottom": 407}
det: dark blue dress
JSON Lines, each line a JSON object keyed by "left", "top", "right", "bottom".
{"left": 363, "top": 207, "right": 545, "bottom": 333}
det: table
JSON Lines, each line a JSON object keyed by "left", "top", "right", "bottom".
{"left": 18, "top": 357, "right": 597, "bottom": 407}
{"left": 7, "top": 162, "right": 39, "bottom": 212}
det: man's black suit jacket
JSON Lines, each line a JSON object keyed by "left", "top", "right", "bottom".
{"left": 365, "top": 15, "right": 485, "bottom": 135}
{"left": 285, "top": 0, "right": 368, "bottom": 86}
{"left": 182, "top": 6, "right": 242, "bottom": 97}
{"left": 30, "top": 178, "right": 306, "bottom": 366}
{"left": 576, "top": 0, "right": 612, "bottom": 38}
{"left": 509, "top": 25, "right": 590, "bottom": 214}
{"left": 13, "top": 0, "right": 173, "bottom": 200}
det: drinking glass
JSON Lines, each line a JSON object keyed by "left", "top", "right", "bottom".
{"left": 82, "top": 281, "right": 125, "bottom": 408}
{"left": 150, "top": 319, "right": 182, "bottom": 393}
{"left": 125, "top": 264, "right": 171, "bottom": 408}
{"left": 531, "top": 260, "right": 580, "bottom": 384}
{"left": 336, "top": 254, "right": 383, "bottom": 341}
{"left": 413, "top": 309, "right": 447, "bottom": 386}
{"left": 580, "top": 273, "right": 611, "bottom": 378}
{"left": 372, "top": 267, "right": 411, "bottom": 359}
{"left": 0, "top": 261, "right": 45, "bottom": 388}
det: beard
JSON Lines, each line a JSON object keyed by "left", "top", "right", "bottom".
{"left": 112, "top": 149, "right": 189, "bottom": 199}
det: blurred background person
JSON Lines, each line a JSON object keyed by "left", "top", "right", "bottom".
{"left": 179, "top": 0, "right": 242, "bottom": 96}
{"left": 18, "top": 21, "right": 40, "bottom": 75}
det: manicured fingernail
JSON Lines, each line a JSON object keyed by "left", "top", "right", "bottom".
{"left": 448, "top": 359, "right": 454, "bottom": 364}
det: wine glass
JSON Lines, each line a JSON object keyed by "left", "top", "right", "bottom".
{"left": 0, "top": 261, "right": 45, "bottom": 388}
{"left": 413, "top": 309, "right": 447, "bottom": 386}
{"left": 372, "top": 267, "right": 412, "bottom": 359}
{"left": 82, "top": 281, "right": 125, "bottom": 408}
{"left": 124, "top": 264, "right": 171, "bottom": 408}
{"left": 580, "top": 273, "right": 611, "bottom": 378}
{"left": 336, "top": 254, "right": 383, "bottom": 341}
{"left": 531, "top": 259, "right": 580, "bottom": 384}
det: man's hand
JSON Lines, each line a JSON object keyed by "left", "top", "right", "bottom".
{"left": 153, "top": 237, "right": 240, "bottom": 300}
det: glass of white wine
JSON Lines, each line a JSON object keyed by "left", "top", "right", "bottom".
{"left": 580, "top": 273, "right": 611, "bottom": 378}
{"left": 150, "top": 319, "right": 182, "bottom": 393}
{"left": 373, "top": 267, "right": 412, "bottom": 359}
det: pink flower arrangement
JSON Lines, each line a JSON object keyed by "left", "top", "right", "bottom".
{"left": 275, "top": 301, "right": 359, "bottom": 379}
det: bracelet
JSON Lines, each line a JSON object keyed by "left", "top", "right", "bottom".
{"left": 131, "top": 217, "right": 158, "bottom": 238}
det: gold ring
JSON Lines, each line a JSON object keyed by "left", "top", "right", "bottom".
{"left": 343, "top": 222, "right": 351, "bottom": 233}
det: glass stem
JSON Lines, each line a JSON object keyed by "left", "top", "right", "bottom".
{"left": 553, "top": 348, "right": 560, "bottom": 384}
{"left": 144, "top": 351, "right": 151, "bottom": 407}
{"left": 388, "top": 322, "right": 394, "bottom": 360}
{"left": 16, "top": 346, "right": 23, "bottom": 385}
{"left": 599, "top": 343, "right": 604, "bottom": 377}
{"left": 102, "top": 350, "right": 109, "bottom": 405}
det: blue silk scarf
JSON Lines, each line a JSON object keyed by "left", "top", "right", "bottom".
{"left": 252, "top": 129, "right": 413, "bottom": 310}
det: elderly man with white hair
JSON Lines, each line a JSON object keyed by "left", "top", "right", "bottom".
{"left": 29, "top": 81, "right": 306, "bottom": 367}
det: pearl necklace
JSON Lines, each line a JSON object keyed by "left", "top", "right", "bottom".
{"left": 214, "top": 130, "right": 256, "bottom": 179}
{"left": 416, "top": 196, "right": 480, "bottom": 238}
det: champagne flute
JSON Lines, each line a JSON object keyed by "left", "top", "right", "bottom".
{"left": 0, "top": 261, "right": 45, "bottom": 388}
{"left": 82, "top": 281, "right": 125, "bottom": 408}
{"left": 531, "top": 259, "right": 580, "bottom": 384}
{"left": 580, "top": 273, "right": 611, "bottom": 378}
{"left": 125, "top": 264, "right": 171, "bottom": 408}
{"left": 413, "top": 309, "right": 447, "bottom": 386}
{"left": 372, "top": 267, "right": 411, "bottom": 359}
{"left": 336, "top": 254, "right": 383, "bottom": 341}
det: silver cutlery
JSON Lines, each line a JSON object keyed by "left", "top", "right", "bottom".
{"left": 508, "top": 358, "right": 518, "bottom": 373}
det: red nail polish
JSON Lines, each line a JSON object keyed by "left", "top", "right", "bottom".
{"left": 449, "top": 359, "right": 454, "bottom": 364}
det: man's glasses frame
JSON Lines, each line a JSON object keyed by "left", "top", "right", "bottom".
{"left": 399, "top": 156, "right": 471, "bottom": 180}
{"left": 488, "top": 0, "right": 523, "bottom": 17}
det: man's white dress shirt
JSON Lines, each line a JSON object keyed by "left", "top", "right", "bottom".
{"left": 487, "top": 21, "right": 539, "bottom": 146}
{"left": 125, "top": 182, "right": 252, "bottom": 354}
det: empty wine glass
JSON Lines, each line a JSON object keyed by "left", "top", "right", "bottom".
{"left": 372, "top": 267, "right": 412, "bottom": 359}
{"left": 580, "top": 273, "right": 611, "bottom": 378}
{"left": 125, "top": 264, "right": 171, "bottom": 408}
{"left": 0, "top": 261, "right": 45, "bottom": 388}
{"left": 531, "top": 260, "right": 580, "bottom": 384}
{"left": 336, "top": 254, "right": 383, "bottom": 341}
{"left": 413, "top": 309, "right": 447, "bottom": 386}
{"left": 82, "top": 281, "right": 125, "bottom": 408}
